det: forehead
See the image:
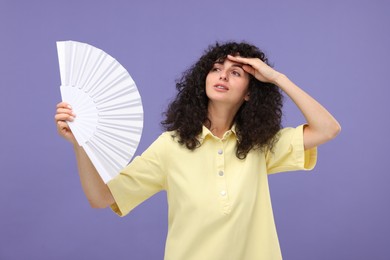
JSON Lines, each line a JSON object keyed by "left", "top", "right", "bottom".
{"left": 214, "top": 59, "right": 244, "bottom": 68}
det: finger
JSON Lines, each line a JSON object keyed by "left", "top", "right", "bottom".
{"left": 242, "top": 64, "right": 255, "bottom": 74}
{"left": 228, "top": 55, "right": 267, "bottom": 69}
{"left": 238, "top": 65, "right": 257, "bottom": 79}
{"left": 227, "top": 55, "right": 261, "bottom": 75}
{"left": 57, "top": 122, "right": 74, "bottom": 139}
{"left": 55, "top": 114, "right": 75, "bottom": 122}
{"left": 57, "top": 120, "right": 70, "bottom": 134}
{"left": 57, "top": 120, "right": 69, "bottom": 128}
{"left": 56, "top": 107, "right": 76, "bottom": 116}
{"left": 56, "top": 101, "right": 72, "bottom": 109}
{"left": 227, "top": 55, "right": 253, "bottom": 65}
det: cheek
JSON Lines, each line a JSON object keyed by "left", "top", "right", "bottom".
{"left": 205, "top": 74, "right": 214, "bottom": 94}
{"left": 235, "top": 79, "right": 250, "bottom": 93}
{"left": 205, "top": 73, "right": 214, "bottom": 86}
{"left": 243, "top": 77, "right": 250, "bottom": 90}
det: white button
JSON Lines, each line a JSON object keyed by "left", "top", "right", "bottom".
{"left": 218, "top": 149, "right": 223, "bottom": 155}
{"left": 218, "top": 171, "right": 224, "bottom": 176}
{"left": 220, "top": 190, "right": 227, "bottom": 196}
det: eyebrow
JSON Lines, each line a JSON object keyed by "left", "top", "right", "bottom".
{"left": 213, "top": 62, "right": 244, "bottom": 69}
{"left": 231, "top": 64, "right": 244, "bottom": 69}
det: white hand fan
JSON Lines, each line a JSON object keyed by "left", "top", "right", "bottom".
{"left": 57, "top": 40, "right": 143, "bottom": 183}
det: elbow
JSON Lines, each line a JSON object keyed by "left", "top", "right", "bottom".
{"left": 332, "top": 121, "right": 342, "bottom": 138}
{"left": 325, "top": 121, "right": 342, "bottom": 141}
{"left": 305, "top": 121, "right": 341, "bottom": 149}
{"left": 84, "top": 185, "right": 115, "bottom": 209}
{"left": 88, "top": 198, "right": 111, "bottom": 209}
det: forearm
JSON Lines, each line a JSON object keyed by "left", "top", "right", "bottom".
{"left": 273, "top": 74, "right": 341, "bottom": 149}
{"left": 224, "top": 55, "right": 341, "bottom": 148}
{"left": 73, "top": 145, "right": 115, "bottom": 208}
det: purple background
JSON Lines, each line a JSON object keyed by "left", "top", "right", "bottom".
{"left": 0, "top": 0, "right": 389, "bottom": 259}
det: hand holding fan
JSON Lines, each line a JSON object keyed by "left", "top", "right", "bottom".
{"left": 57, "top": 40, "right": 143, "bottom": 183}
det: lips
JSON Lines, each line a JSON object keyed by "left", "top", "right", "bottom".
{"left": 213, "top": 83, "right": 229, "bottom": 91}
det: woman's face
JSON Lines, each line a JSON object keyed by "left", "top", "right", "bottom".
{"left": 205, "top": 58, "right": 250, "bottom": 108}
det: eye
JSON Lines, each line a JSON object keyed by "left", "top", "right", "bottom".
{"left": 231, "top": 70, "right": 241, "bottom": 76}
{"left": 211, "top": 65, "right": 221, "bottom": 72}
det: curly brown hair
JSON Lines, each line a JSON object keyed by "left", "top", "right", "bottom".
{"left": 161, "top": 42, "right": 283, "bottom": 159}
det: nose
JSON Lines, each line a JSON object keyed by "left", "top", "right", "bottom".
{"left": 219, "top": 70, "right": 228, "bottom": 81}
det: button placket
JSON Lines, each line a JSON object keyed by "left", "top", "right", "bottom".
{"left": 215, "top": 140, "right": 231, "bottom": 214}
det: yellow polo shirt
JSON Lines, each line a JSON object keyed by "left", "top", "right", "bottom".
{"left": 107, "top": 124, "right": 317, "bottom": 260}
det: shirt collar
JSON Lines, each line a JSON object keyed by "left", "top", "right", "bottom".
{"left": 198, "top": 124, "right": 238, "bottom": 144}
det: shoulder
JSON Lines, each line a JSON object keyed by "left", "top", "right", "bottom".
{"left": 276, "top": 125, "right": 305, "bottom": 141}
{"left": 268, "top": 125, "right": 306, "bottom": 154}
{"left": 278, "top": 124, "right": 304, "bottom": 134}
{"left": 159, "top": 131, "right": 179, "bottom": 143}
{"left": 147, "top": 131, "right": 180, "bottom": 151}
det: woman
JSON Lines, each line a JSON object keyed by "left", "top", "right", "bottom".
{"left": 55, "top": 42, "right": 340, "bottom": 260}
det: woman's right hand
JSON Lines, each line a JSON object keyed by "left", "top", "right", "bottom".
{"left": 55, "top": 102, "right": 77, "bottom": 145}
{"left": 55, "top": 102, "right": 115, "bottom": 207}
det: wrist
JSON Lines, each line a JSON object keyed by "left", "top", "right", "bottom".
{"left": 272, "top": 73, "right": 287, "bottom": 86}
{"left": 73, "top": 142, "right": 82, "bottom": 151}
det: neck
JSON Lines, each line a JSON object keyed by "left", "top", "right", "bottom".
{"left": 206, "top": 102, "right": 240, "bottom": 138}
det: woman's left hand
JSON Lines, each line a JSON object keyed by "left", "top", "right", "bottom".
{"left": 227, "top": 55, "right": 341, "bottom": 150}
{"left": 227, "top": 55, "right": 282, "bottom": 84}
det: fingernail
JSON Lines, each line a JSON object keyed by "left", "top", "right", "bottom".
{"left": 69, "top": 116, "right": 74, "bottom": 121}
{"left": 67, "top": 105, "right": 72, "bottom": 109}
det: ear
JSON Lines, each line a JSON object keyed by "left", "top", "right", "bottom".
{"left": 244, "top": 92, "right": 250, "bottom": 101}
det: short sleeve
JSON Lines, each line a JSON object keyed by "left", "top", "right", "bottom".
{"left": 107, "top": 133, "right": 169, "bottom": 216}
{"left": 266, "top": 124, "right": 317, "bottom": 174}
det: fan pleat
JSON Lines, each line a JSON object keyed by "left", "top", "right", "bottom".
{"left": 98, "top": 121, "right": 142, "bottom": 133}
{"left": 63, "top": 43, "right": 72, "bottom": 85}
{"left": 92, "top": 134, "right": 130, "bottom": 162}
{"left": 83, "top": 51, "right": 106, "bottom": 92}
{"left": 86, "top": 141, "right": 119, "bottom": 175}
{"left": 88, "top": 60, "right": 119, "bottom": 94}
{"left": 77, "top": 121, "right": 96, "bottom": 142}
{"left": 74, "top": 44, "right": 90, "bottom": 87}
{"left": 76, "top": 47, "right": 93, "bottom": 88}
{"left": 99, "top": 113, "right": 143, "bottom": 121}
{"left": 70, "top": 44, "right": 83, "bottom": 86}
{"left": 91, "top": 74, "right": 137, "bottom": 102}
{"left": 91, "top": 71, "right": 130, "bottom": 100}
{"left": 96, "top": 127, "right": 138, "bottom": 149}
{"left": 95, "top": 84, "right": 137, "bottom": 105}
{"left": 97, "top": 99, "right": 142, "bottom": 112}
{"left": 77, "top": 103, "right": 98, "bottom": 117}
